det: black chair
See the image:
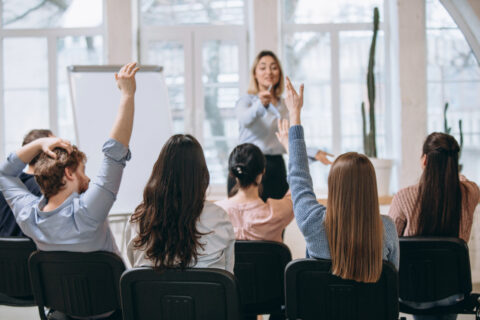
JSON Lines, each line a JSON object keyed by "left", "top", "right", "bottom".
{"left": 285, "top": 258, "right": 401, "bottom": 320}
{"left": 234, "top": 240, "right": 292, "bottom": 319}
{"left": 0, "top": 237, "right": 36, "bottom": 306}
{"left": 120, "top": 267, "right": 241, "bottom": 320}
{"left": 29, "top": 251, "right": 125, "bottom": 320}
{"left": 398, "top": 237, "right": 480, "bottom": 319}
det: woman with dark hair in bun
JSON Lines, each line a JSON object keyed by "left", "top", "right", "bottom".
{"left": 216, "top": 140, "right": 293, "bottom": 242}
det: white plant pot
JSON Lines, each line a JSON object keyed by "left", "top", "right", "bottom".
{"left": 369, "top": 158, "right": 393, "bottom": 197}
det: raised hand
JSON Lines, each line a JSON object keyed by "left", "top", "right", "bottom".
{"left": 284, "top": 76, "right": 304, "bottom": 125}
{"left": 315, "top": 150, "right": 334, "bottom": 165}
{"left": 115, "top": 62, "right": 140, "bottom": 97}
{"left": 258, "top": 90, "right": 272, "bottom": 107}
{"left": 275, "top": 118, "right": 290, "bottom": 153}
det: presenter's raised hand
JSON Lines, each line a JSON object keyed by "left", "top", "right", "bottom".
{"left": 284, "top": 76, "right": 304, "bottom": 126}
{"left": 258, "top": 90, "right": 273, "bottom": 107}
{"left": 115, "top": 62, "right": 139, "bottom": 96}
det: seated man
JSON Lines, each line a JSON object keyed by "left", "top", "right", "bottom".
{"left": 0, "top": 129, "right": 52, "bottom": 237}
{"left": 0, "top": 62, "right": 139, "bottom": 254}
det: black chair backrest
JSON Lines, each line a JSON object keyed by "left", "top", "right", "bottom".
{"left": 399, "top": 237, "right": 472, "bottom": 303}
{"left": 285, "top": 259, "right": 399, "bottom": 320}
{"left": 120, "top": 267, "right": 241, "bottom": 320}
{"left": 234, "top": 240, "right": 292, "bottom": 315}
{"left": 0, "top": 237, "right": 36, "bottom": 299}
{"left": 29, "top": 251, "right": 125, "bottom": 319}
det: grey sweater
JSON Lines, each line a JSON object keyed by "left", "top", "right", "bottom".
{"left": 287, "top": 125, "right": 399, "bottom": 269}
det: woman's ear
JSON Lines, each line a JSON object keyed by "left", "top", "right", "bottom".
{"left": 256, "top": 173, "right": 263, "bottom": 185}
{"left": 421, "top": 154, "right": 427, "bottom": 169}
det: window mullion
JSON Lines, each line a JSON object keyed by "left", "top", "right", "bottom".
{"left": 47, "top": 36, "right": 58, "bottom": 136}
{"left": 330, "top": 30, "right": 342, "bottom": 155}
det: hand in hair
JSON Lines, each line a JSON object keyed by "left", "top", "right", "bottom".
{"left": 276, "top": 119, "right": 290, "bottom": 153}
{"left": 315, "top": 150, "right": 334, "bottom": 165}
{"left": 115, "top": 62, "right": 139, "bottom": 96}
{"left": 284, "top": 76, "right": 304, "bottom": 126}
{"left": 16, "top": 137, "right": 72, "bottom": 164}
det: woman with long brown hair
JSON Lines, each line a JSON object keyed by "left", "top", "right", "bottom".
{"left": 283, "top": 77, "right": 399, "bottom": 282}
{"left": 389, "top": 132, "right": 479, "bottom": 241}
{"left": 389, "top": 132, "right": 479, "bottom": 320}
{"left": 125, "top": 134, "right": 235, "bottom": 272}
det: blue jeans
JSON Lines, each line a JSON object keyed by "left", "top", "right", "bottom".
{"left": 413, "top": 315, "right": 457, "bottom": 320}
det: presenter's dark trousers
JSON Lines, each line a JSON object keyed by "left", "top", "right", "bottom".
{"left": 228, "top": 154, "right": 288, "bottom": 202}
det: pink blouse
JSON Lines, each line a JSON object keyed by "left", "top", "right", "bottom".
{"left": 216, "top": 192, "right": 294, "bottom": 242}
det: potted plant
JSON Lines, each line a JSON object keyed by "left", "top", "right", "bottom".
{"left": 361, "top": 7, "right": 393, "bottom": 197}
{"left": 443, "top": 102, "right": 464, "bottom": 170}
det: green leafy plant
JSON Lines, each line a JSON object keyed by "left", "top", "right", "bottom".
{"left": 361, "top": 7, "right": 379, "bottom": 158}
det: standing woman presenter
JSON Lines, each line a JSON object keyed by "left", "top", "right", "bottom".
{"left": 231, "top": 50, "right": 331, "bottom": 201}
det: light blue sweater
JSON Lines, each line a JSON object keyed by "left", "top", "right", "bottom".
{"left": 287, "top": 125, "right": 399, "bottom": 269}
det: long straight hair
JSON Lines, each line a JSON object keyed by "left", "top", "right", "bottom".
{"left": 130, "top": 134, "right": 210, "bottom": 270}
{"left": 325, "top": 152, "right": 383, "bottom": 283}
{"left": 415, "top": 132, "right": 462, "bottom": 237}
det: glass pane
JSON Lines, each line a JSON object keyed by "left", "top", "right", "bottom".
{"left": 283, "top": 0, "right": 383, "bottom": 24}
{"left": 340, "top": 31, "right": 386, "bottom": 156}
{"left": 202, "top": 40, "right": 240, "bottom": 184}
{"left": 140, "top": 0, "right": 244, "bottom": 26}
{"left": 57, "top": 35, "right": 103, "bottom": 143}
{"left": 2, "top": 0, "right": 103, "bottom": 29}
{"left": 3, "top": 38, "right": 49, "bottom": 154}
{"left": 426, "top": 0, "right": 457, "bottom": 29}
{"left": 147, "top": 41, "right": 185, "bottom": 133}
{"left": 426, "top": 0, "right": 480, "bottom": 183}
{"left": 284, "top": 32, "right": 332, "bottom": 190}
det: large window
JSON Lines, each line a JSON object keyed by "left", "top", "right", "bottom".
{"left": 0, "top": 0, "right": 104, "bottom": 158}
{"left": 426, "top": 0, "right": 480, "bottom": 183}
{"left": 282, "top": 0, "right": 388, "bottom": 191}
{"left": 140, "top": 0, "right": 247, "bottom": 186}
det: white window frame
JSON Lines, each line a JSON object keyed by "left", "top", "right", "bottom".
{"left": 139, "top": 6, "right": 249, "bottom": 192}
{"left": 280, "top": 2, "right": 393, "bottom": 159}
{"left": 0, "top": 1, "right": 107, "bottom": 160}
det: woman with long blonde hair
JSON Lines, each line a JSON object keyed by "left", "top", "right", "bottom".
{"left": 232, "top": 50, "right": 332, "bottom": 202}
{"left": 282, "top": 77, "right": 399, "bottom": 282}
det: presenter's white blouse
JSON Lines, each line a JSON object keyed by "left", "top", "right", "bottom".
{"left": 125, "top": 201, "right": 235, "bottom": 273}
{"left": 236, "top": 94, "right": 288, "bottom": 155}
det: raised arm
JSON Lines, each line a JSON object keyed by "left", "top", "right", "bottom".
{"left": 0, "top": 137, "right": 71, "bottom": 219}
{"left": 110, "top": 62, "right": 139, "bottom": 147}
{"left": 16, "top": 137, "right": 72, "bottom": 164}
{"left": 79, "top": 63, "right": 137, "bottom": 221}
{"left": 284, "top": 77, "right": 327, "bottom": 241}
{"left": 236, "top": 95, "right": 267, "bottom": 127}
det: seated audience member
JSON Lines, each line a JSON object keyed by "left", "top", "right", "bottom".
{"left": 389, "top": 132, "right": 480, "bottom": 320}
{"left": 284, "top": 77, "right": 399, "bottom": 282}
{"left": 0, "top": 62, "right": 139, "bottom": 254}
{"left": 0, "top": 129, "right": 52, "bottom": 237}
{"left": 125, "top": 134, "right": 235, "bottom": 273}
{"left": 216, "top": 141, "right": 293, "bottom": 242}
